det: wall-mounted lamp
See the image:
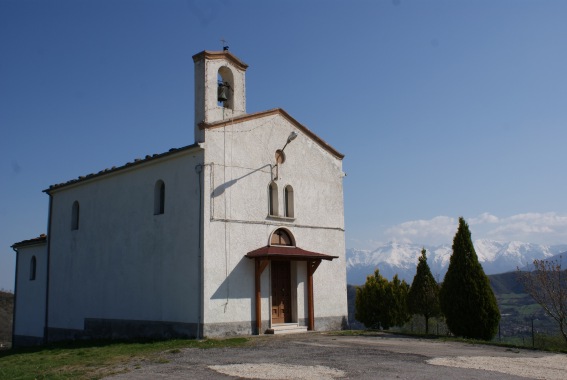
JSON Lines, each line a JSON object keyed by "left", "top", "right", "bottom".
{"left": 274, "top": 131, "right": 298, "bottom": 180}
{"left": 281, "top": 131, "right": 298, "bottom": 153}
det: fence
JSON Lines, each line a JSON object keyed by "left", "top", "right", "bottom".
{"left": 394, "top": 314, "right": 566, "bottom": 350}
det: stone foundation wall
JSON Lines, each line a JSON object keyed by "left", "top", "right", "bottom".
{"left": 202, "top": 320, "right": 272, "bottom": 337}
{"left": 0, "top": 292, "right": 14, "bottom": 347}
{"left": 32, "top": 315, "right": 348, "bottom": 345}
{"left": 13, "top": 334, "right": 43, "bottom": 347}
{"left": 313, "top": 315, "right": 349, "bottom": 331}
{"left": 47, "top": 318, "right": 199, "bottom": 343}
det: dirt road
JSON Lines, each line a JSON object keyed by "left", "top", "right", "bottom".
{"left": 106, "top": 332, "right": 566, "bottom": 379}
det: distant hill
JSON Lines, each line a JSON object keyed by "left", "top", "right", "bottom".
{"left": 0, "top": 291, "right": 13, "bottom": 347}
{"left": 488, "top": 271, "right": 526, "bottom": 294}
{"left": 486, "top": 272, "right": 559, "bottom": 336}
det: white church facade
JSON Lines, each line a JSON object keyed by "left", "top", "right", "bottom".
{"left": 11, "top": 50, "right": 347, "bottom": 346}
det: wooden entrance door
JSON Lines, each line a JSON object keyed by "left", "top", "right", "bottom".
{"left": 271, "top": 261, "right": 291, "bottom": 324}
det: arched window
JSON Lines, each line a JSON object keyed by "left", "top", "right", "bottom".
{"left": 270, "top": 228, "right": 295, "bottom": 246}
{"left": 217, "top": 66, "right": 235, "bottom": 109}
{"left": 71, "top": 201, "right": 80, "bottom": 230}
{"left": 284, "top": 185, "right": 294, "bottom": 218}
{"left": 268, "top": 182, "right": 278, "bottom": 216}
{"left": 154, "top": 180, "right": 165, "bottom": 215}
{"left": 30, "top": 256, "right": 37, "bottom": 281}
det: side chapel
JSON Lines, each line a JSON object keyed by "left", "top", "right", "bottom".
{"left": 11, "top": 50, "right": 347, "bottom": 346}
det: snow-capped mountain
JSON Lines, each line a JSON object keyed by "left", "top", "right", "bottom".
{"left": 346, "top": 240, "right": 567, "bottom": 285}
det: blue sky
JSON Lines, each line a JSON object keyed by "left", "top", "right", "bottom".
{"left": 2, "top": 0, "right": 567, "bottom": 290}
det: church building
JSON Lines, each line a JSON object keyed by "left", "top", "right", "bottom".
{"left": 11, "top": 50, "right": 347, "bottom": 346}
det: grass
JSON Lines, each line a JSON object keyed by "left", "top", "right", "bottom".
{"left": 0, "top": 337, "right": 248, "bottom": 380}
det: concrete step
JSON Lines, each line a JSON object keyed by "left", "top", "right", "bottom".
{"left": 265, "top": 323, "right": 308, "bottom": 335}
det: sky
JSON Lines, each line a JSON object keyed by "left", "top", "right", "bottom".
{"left": 2, "top": 0, "right": 567, "bottom": 290}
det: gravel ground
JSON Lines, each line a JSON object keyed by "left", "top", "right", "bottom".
{"left": 106, "top": 332, "right": 567, "bottom": 379}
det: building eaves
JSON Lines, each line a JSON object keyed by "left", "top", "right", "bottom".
{"left": 198, "top": 108, "right": 345, "bottom": 160}
{"left": 192, "top": 50, "right": 249, "bottom": 71}
{"left": 12, "top": 234, "right": 47, "bottom": 249}
{"left": 43, "top": 143, "right": 201, "bottom": 194}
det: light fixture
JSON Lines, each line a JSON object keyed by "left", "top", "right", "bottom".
{"left": 274, "top": 132, "right": 298, "bottom": 180}
{"left": 281, "top": 131, "right": 298, "bottom": 154}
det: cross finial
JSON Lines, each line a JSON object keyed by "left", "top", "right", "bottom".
{"left": 221, "top": 38, "right": 229, "bottom": 51}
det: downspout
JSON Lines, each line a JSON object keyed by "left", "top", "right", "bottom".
{"left": 195, "top": 163, "right": 204, "bottom": 339}
{"left": 11, "top": 245, "right": 19, "bottom": 347}
{"left": 44, "top": 193, "right": 53, "bottom": 344}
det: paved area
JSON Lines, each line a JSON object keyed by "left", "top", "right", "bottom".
{"left": 106, "top": 332, "right": 566, "bottom": 379}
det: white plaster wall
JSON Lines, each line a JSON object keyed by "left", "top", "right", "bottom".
{"left": 194, "top": 58, "right": 206, "bottom": 142}
{"left": 14, "top": 243, "right": 47, "bottom": 338}
{"left": 201, "top": 114, "right": 347, "bottom": 328}
{"left": 291, "top": 261, "right": 307, "bottom": 322}
{"left": 47, "top": 149, "right": 204, "bottom": 331}
{"left": 296, "top": 228, "right": 347, "bottom": 322}
{"left": 200, "top": 218, "right": 272, "bottom": 328}
{"left": 203, "top": 115, "right": 344, "bottom": 228}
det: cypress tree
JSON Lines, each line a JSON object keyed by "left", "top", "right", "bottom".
{"left": 440, "top": 217, "right": 500, "bottom": 340}
{"left": 408, "top": 248, "right": 441, "bottom": 334}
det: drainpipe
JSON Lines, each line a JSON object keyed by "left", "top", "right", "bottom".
{"left": 44, "top": 193, "right": 53, "bottom": 344}
{"left": 11, "top": 245, "right": 19, "bottom": 347}
{"left": 195, "top": 164, "right": 204, "bottom": 339}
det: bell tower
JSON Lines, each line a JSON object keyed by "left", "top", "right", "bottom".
{"left": 192, "top": 50, "right": 248, "bottom": 142}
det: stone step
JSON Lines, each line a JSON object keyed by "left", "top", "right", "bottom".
{"left": 265, "top": 323, "right": 308, "bottom": 335}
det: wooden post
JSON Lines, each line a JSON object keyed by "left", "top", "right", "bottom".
{"left": 255, "top": 259, "right": 269, "bottom": 334}
{"left": 307, "top": 260, "right": 314, "bottom": 330}
{"left": 255, "top": 259, "right": 261, "bottom": 334}
{"left": 307, "top": 259, "right": 321, "bottom": 331}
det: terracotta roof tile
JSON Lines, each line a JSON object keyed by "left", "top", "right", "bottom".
{"left": 246, "top": 245, "right": 338, "bottom": 261}
{"left": 12, "top": 234, "right": 47, "bottom": 249}
{"left": 44, "top": 143, "right": 201, "bottom": 193}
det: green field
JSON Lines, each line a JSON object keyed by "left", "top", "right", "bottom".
{"left": 488, "top": 272, "right": 559, "bottom": 342}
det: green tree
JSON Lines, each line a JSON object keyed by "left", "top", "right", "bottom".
{"left": 439, "top": 217, "right": 500, "bottom": 340}
{"left": 384, "top": 274, "right": 411, "bottom": 329}
{"left": 355, "top": 269, "right": 388, "bottom": 329}
{"left": 355, "top": 269, "right": 411, "bottom": 330}
{"left": 408, "top": 248, "right": 441, "bottom": 334}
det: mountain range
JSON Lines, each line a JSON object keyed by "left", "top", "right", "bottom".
{"left": 346, "top": 240, "right": 567, "bottom": 285}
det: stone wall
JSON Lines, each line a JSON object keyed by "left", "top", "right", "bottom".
{"left": 0, "top": 291, "right": 14, "bottom": 347}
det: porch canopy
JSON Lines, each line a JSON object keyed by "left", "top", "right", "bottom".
{"left": 246, "top": 245, "right": 338, "bottom": 261}
{"left": 245, "top": 245, "right": 338, "bottom": 334}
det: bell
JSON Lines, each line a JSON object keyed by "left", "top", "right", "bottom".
{"left": 217, "top": 82, "right": 229, "bottom": 102}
